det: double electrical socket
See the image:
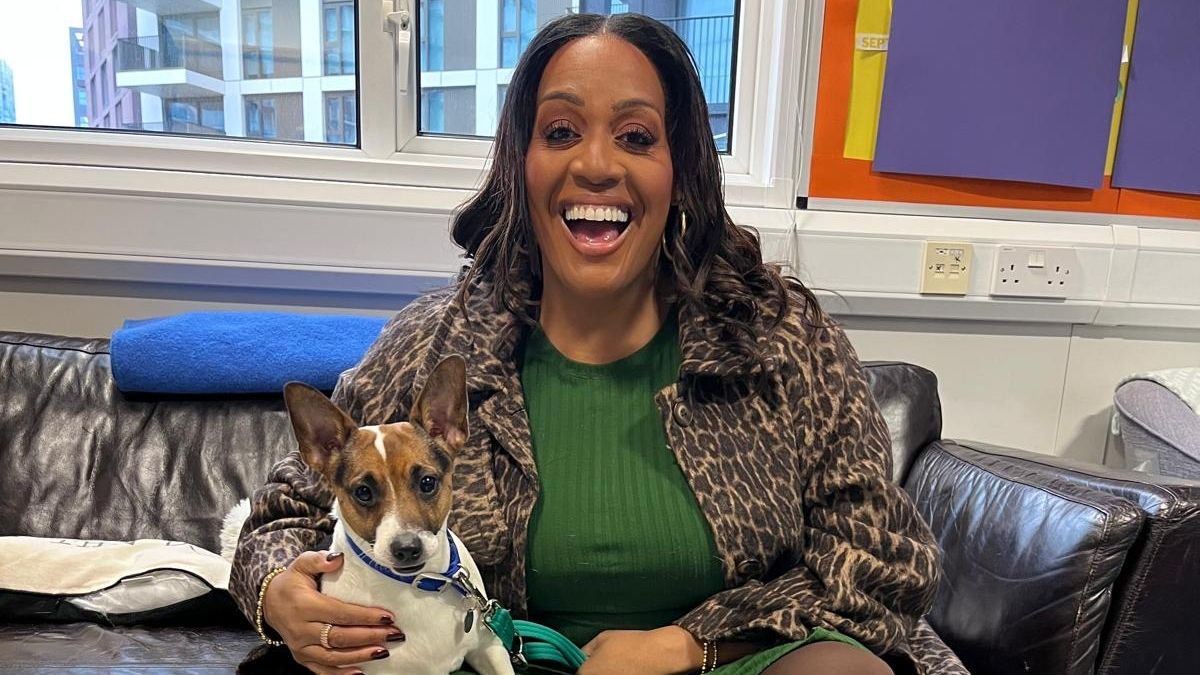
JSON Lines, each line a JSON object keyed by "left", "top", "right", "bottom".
{"left": 990, "top": 245, "right": 1079, "bottom": 299}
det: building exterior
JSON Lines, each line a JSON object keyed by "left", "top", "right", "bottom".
{"left": 70, "top": 28, "right": 90, "bottom": 127}
{"left": 102, "top": 0, "right": 358, "bottom": 144}
{"left": 82, "top": 0, "right": 143, "bottom": 131}
{"left": 74, "top": 1, "right": 731, "bottom": 146}
{"left": 420, "top": 0, "right": 734, "bottom": 148}
{"left": 0, "top": 60, "right": 15, "bottom": 124}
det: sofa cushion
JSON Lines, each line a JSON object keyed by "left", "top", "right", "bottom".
{"left": 863, "top": 361, "right": 942, "bottom": 483}
{"left": 0, "top": 623, "right": 258, "bottom": 673}
{"left": 0, "top": 332, "right": 295, "bottom": 552}
{"left": 904, "top": 441, "right": 1144, "bottom": 675}
{"left": 952, "top": 441, "right": 1200, "bottom": 675}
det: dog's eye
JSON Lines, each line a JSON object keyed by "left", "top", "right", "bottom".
{"left": 418, "top": 475, "right": 438, "bottom": 495}
{"left": 353, "top": 485, "right": 374, "bottom": 505}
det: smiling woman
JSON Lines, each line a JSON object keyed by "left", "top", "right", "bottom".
{"left": 232, "top": 11, "right": 939, "bottom": 675}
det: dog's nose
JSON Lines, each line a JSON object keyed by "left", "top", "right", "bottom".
{"left": 390, "top": 536, "right": 422, "bottom": 566}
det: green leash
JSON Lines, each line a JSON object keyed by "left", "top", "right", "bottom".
{"left": 484, "top": 606, "right": 588, "bottom": 673}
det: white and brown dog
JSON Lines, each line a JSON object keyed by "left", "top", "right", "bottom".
{"left": 231, "top": 356, "right": 515, "bottom": 675}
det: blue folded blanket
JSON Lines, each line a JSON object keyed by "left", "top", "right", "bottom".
{"left": 111, "top": 312, "right": 389, "bottom": 394}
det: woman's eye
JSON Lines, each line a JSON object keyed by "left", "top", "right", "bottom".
{"left": 619, "top": 128, "right": 656, "bottom": 148}
{"left": 419, "top": 476, "right": 439, "bottom": 495}
{"left": 545, "top": 122, "right": 577, "bottom": 143}
{"left": 354, "top": 485, "right": 374, "bottom": 504}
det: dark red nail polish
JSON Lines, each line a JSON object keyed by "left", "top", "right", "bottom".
{"left": 372, "top": 649, "right": 389, "bottom": 660}
{"left": 326, "top": 551, "right": 343, "bottom": 561}
{"left": 380, "top": 615, "right": 394, "bottom": 625}
{"left": 387, "top": 632, "right": 405, "bottom": 642}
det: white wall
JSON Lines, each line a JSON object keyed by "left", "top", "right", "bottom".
{"left": 842, "top": 318, "right": 1200, "bottom": 467}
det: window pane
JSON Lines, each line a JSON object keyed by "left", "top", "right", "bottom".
{"left": 1, "top": 0, "right": 359, "bottom": 147}
{"left": 417, "top": 0, "right": 738, "bottom": 151}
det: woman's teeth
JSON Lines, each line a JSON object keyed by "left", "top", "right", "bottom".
{"left": 562, "top": 205, "right": 630, "bottom": 223}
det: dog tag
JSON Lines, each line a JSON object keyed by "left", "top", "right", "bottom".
{"left": 463, "top": 608, "right": 475, "bottom": 634}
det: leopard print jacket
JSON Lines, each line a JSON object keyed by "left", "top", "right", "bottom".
{"left": 229, "top": 276, "right": 944, "bottom": 671}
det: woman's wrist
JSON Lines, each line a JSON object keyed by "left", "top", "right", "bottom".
{"left": 653, "top": 626, "right": 705, "bottom": 673}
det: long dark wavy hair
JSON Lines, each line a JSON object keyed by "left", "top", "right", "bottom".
{"left": 451, "top": 12, "right": 821, "bottom": 373}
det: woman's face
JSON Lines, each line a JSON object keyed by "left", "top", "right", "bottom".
{"left": 525, "top": 35, "right": 674, "bottom": 301}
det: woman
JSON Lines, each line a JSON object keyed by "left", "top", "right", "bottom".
{"left": 231, "top": 13, "right": 939, "bottom": 675}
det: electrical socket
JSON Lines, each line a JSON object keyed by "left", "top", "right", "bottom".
{"left": 921, "top": 241, "right": 973, "bottom": 295}
{"left": 990, "top": 245, "right": 1079, "bottom": 299}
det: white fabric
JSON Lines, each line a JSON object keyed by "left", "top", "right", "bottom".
{"left": 0, "top": 536, "right": 230, "bottom": 596}
{"left": 66, "top": 569, "right": 213, "bottom": 615}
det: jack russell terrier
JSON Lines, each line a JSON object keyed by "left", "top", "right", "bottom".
{"left": 228, "top": 356, "right": 515, "bottom": 675}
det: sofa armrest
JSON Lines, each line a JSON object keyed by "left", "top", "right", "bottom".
{"left": 948, "top": 440, "right": 1200, "bottom": 675}
{"left": 903, "top": 441, "right": 1145, "bottom": 675}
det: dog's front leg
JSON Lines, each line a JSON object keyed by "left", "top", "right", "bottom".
{"left": 464, "top": 638, "right": 516, "bottom": 675}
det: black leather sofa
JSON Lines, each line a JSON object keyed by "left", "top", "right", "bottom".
{"left": 1, "top": 330, "right": 1198, "bottom": 675}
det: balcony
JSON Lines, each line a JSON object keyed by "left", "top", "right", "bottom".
{"left": 658, "top": 14, "right": 734, "bottom": 107}
{"left": 116, "top": 35, "right": 225, "bottom": 98}
{"left": 121, "top": 0, "right": 222, "bottom": 14}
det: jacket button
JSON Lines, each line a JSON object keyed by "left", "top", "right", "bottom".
{"left": 672, "top": 401, "right": 693, "bottom": 427}
{"left": 736, "top": 558, "right": 764, "bottom": 577}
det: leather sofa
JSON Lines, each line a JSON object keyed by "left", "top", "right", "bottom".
{"left": 1, "top": 330, "right": 1197, "bottom": 675}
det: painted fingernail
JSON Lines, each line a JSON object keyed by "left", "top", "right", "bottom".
{"left": 380, "top": 615, "right": 394, "bottom": 625}
{"left": 387, "top": 632, "right": 405, "bottom": 642}
{"left": 326, "top": 551, "right": 343, "bottom": 561}
{"left": 371, "top": 649, "right": 389, "bottom": 660}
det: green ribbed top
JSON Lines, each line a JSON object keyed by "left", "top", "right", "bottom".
{"left": 519, "top": 317, "right": 726, "bottom": 646}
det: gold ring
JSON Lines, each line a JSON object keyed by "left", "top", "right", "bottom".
{"left": 320, "top": 623, "right": 334, "bottom": 650}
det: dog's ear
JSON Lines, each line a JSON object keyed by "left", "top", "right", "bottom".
{"left": 283, "top": 382, "right": 358, "bottom": 475}
{"left": 411, "top": 356, "right": 468, "bottom": 451}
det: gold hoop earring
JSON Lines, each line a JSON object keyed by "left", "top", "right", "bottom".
{"left": 679, "top": 210, "right": 688, "bottom": 240}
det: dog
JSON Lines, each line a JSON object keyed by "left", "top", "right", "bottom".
{"left": 228, "top": 356, "right": 515, "bottom": 675}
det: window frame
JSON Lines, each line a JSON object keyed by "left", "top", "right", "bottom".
{"left": 0, "top": 1, "right": 803, "bottom": 210}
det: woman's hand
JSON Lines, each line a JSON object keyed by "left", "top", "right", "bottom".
{"left": 262, "top": 550, "right": 404, "bottom": 675}
{"left": 579, "top": 627, "right": 702, "bottom": 675}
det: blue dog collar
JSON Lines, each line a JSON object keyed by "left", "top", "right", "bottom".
{"left": 343, "top": 530, "right": 468, "bottom": 596}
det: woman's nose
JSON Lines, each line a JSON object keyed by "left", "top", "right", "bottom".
{"left": 571, "top": 136, "right": 624, "bottom": 190}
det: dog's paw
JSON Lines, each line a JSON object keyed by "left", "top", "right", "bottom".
{"left": 219, "top": 498, "right": 252, "bottom": 562}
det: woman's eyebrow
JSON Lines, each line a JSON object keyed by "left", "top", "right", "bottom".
{"left": 612, "top": 98, "right": 657, "bottom": 113}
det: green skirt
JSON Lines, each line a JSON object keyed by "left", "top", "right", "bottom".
{"left": 711, "top": 627, "right": 867, "bottom": 674}
{"left": 453, "top": 626, "right": 866, "bottom": 675}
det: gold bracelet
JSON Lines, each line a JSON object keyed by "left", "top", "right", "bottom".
{"left": 255, "top": 566, "right": 288, "bottom": 647}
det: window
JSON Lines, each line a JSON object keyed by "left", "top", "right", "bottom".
{"left": 4, "top": 3, "right": 358, "bottom": 146}
{"left": 325, "top": 91, "right": 357, "bottom": 145}
{"left": 323, "top": 1, "right": 356, "bottom": 75}
{"left": 421, "top": 87, "right": 475, "bottom": 136}
{"left": 242, "top": 8, "right": 275, "bottom": 80}
{"left": 157, "top": 13, "right": 222, "bottom": 78}
{"left": 100, "top": 61, "right": 109, "bottom": 108}
{"left": 416, "top": 1, "right": 737, "bottom": 151}
{"left": 6, "top": 1, "right": 788, "bottom": 210}
{"left": 245, "top": 94, "right": 304, "bottom": 141}
{"left": 165, "top": 97, "right": 224, "bottom": 136}
{"left": 500, "top": 0, "right": 537, "bottom": 69}
{"left": 420, "top": 0, "right": 444, "bottom": 72}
